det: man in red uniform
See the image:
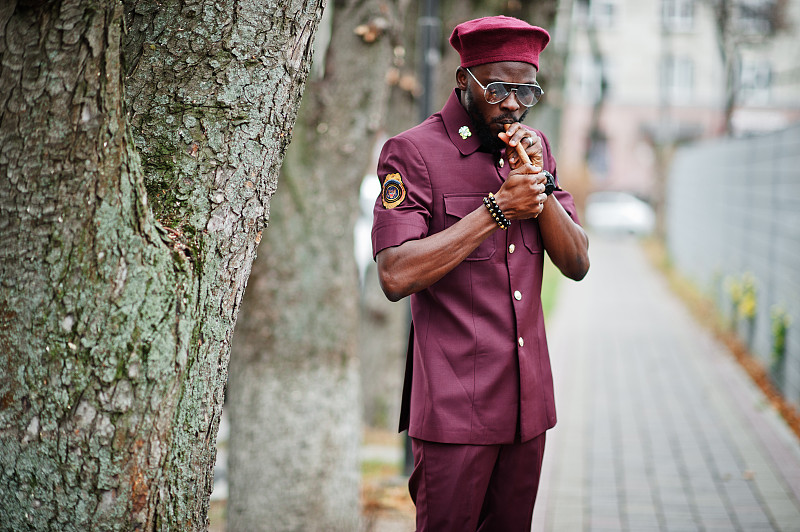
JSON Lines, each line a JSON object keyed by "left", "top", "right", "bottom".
{"left": 371, "top": 15, "right": 590, "bottom": 531}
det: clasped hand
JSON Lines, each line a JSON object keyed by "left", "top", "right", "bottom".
{"left": 494, "top": 123, "right": 549, "bottom": 220}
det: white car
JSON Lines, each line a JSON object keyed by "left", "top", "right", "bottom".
{"left": 584, "top": 191, "right": 655, "bottom": 235}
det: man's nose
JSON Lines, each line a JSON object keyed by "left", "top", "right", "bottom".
{"left": 499, "top": 90, "right": 522, "bottom": 112}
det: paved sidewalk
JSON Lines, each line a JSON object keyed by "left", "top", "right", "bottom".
{"left": 532, "top": 235, "right": 800, "bottom": 532}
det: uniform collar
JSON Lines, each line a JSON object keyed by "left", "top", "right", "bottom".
{"left": 442, "top": 89, "right": 481, "bottom": 156}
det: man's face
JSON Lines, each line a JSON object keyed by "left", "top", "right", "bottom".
{"left": 459, "top": 61, "right": 537, "bottom": 152}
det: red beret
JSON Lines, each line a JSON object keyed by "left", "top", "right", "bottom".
{"left": 449, "top": 16, "right": 551, "bottom": 70}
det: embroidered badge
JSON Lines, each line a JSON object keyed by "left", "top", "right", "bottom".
{"left": 459, "top": 126, "right": 472, "bottom": 140}
{"left": 382, "top": 173, "right": 406, "bottom": 209}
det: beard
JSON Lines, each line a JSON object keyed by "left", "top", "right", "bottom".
{"left": 464, "top": 89, "right": 529, "bottom": 154}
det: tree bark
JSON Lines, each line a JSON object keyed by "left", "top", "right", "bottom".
{"left": 225, "top": 0, "right": 403, "bottom": 530}
{"left": 0, "top": 1, "right": 323, "bottom": 530}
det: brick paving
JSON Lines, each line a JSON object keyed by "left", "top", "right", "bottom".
{"left": 532, "top": 235, "right": 800, "bottom": 532}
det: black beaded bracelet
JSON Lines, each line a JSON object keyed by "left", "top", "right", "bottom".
{"left": 486, "top": 193, "right": 511, "bottom": 229}
{"left": 483, "top": 192, "right": 511, "bottom": 230}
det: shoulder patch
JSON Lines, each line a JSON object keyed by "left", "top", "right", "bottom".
{"left": 382, "top": 173, "right": 406, "bottom": 209}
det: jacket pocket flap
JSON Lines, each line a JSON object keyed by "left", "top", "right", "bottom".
{"left": 444, "top": 193, "right": 485, "bottom": 219}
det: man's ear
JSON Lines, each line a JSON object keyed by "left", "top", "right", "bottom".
{"left": 455, "top": 67, "right": 468, "bottom": 90}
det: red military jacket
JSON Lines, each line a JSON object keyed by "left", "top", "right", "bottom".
{"left": 371, "top": 89, "right": 580, "bottom": 445}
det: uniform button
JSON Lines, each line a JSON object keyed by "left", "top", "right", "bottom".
{"left": 509, "top": 243, "right": 515, "bottom": 253}
{"left": 518, "top": 337, "right": 524, "bottom": 347}
{"left": 514, "top": 290, "right": 522, "bottom": 301}
{"left": 499, "top": 158, "right": 504, "bottom": 168}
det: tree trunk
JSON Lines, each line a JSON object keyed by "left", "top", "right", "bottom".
{"left": 225, "top": 0, "right": 403, "bottom": 530}
{"left": 0, "top": 1, "right": 323, "bottom": 530}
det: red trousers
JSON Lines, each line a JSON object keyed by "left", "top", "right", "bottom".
{"left": 409, "top": 433, "right": 546, "bottom": 532}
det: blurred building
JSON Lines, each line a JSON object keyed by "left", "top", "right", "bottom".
{"left": 556, "top": 0, "right": 800, "bottom": 198}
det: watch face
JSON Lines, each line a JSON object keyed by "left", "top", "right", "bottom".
{"left": 543, "top": 171, "right": 556, "bottom": 196}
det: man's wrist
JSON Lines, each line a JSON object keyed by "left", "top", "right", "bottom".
{"left": 541, "top": 170, "right": 556, "bottom": 196}
{"left": 492, "top": 190, "right": 509, "bottom": 216}
{"left": 483, "top": 193, "right": 511, "bottom": 230}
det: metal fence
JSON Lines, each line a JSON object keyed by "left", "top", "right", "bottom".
{"left": 666, "top": 124, "right": 800, "bottom": 411}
